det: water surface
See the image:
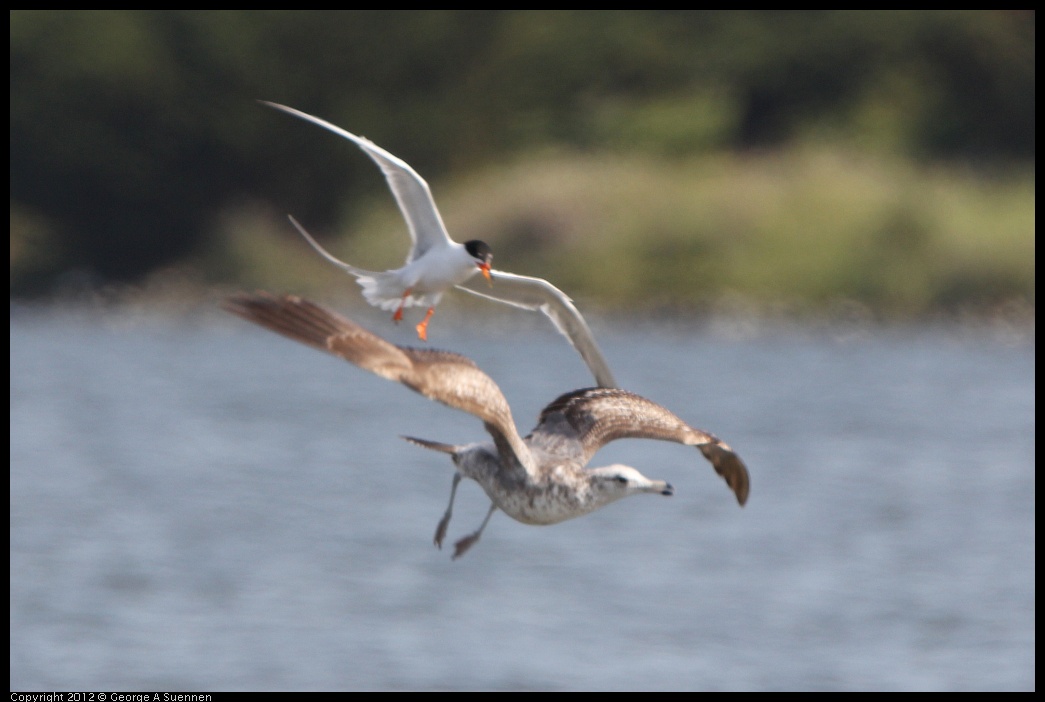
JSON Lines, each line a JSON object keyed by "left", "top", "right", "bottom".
{"left": 10, "top": 305, "right": 1035, "bottom": 690}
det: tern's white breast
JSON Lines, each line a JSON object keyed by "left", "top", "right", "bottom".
{"left": 403, "top": 244, "right": 479, "bottom": 293}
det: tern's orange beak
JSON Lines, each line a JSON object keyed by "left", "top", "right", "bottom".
{"left": 478, "top": 261, "right": 492, "bottom": 286}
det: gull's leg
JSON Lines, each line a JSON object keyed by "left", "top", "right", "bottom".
{"left": 452, "top": 502, "right": 498, "bottom": 560}
{"left": 433, "top": 473, "right": 462, "bottom": 550}
{"left": 392, "top": 288, "right": 412, "bottom": 323}
{"left": 415, "top": 306, "right": 436, "bottom": 341}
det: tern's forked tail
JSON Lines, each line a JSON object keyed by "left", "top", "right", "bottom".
{"left": 286, "top": 214, "right": 375, "bottom": 279}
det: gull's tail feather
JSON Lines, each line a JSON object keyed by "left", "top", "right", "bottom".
{"left": 401, "top": 436, "right": 461, "bottom": 455}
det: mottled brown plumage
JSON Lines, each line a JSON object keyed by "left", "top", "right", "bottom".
{"left": 224, "top": 291, "right": 750, "bottom": 558}
{"left": 534, "top": 387, "right": 749, "bottom": 505}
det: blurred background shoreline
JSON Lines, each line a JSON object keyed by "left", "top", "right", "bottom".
{"left": 10, "top": 11, "right": 1034, "bottom": 324}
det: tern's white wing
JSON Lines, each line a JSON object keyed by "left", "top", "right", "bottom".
{"left": 456, "top": 270, "right": 618, "bottom": 389}
{"left": 262, "top": 101, "right": 454, "bottom": 262}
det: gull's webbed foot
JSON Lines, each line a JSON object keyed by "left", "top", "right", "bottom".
{"left": 452, "top": 532, "right": 482, "bottom": 559}
{"left": 450, "top": 503, "right": 497, "bottom": 560}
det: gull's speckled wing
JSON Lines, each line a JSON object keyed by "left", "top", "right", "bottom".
{"left": 223, "top": 292, "right": 533, "bottom": 472}
{"left": 532, "top": 387, "right": 750, "bottom": 505}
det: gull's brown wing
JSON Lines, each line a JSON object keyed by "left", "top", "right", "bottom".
{"left": 223, "top": 291, "right": 533, "bottom": 471}
{"left": 533, "top": 387, "right": 750, "bottom": 506}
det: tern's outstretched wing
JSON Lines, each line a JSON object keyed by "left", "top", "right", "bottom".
{"left": 456, "top": 270, "right": 617, "bottom": 389}
{"left": 262, "top": 101, "right": 452, "bottom": 262}
{"left": 263, "top": 101, "right": 618, "bottom": 388}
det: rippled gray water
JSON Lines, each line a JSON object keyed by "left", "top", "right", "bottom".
{"left": 10, "top": 305, "right": 1035, "bottom": 690}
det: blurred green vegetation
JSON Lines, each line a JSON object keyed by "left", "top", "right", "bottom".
{"left": 10, "top": 10, "right": 1035, "bottom": 317}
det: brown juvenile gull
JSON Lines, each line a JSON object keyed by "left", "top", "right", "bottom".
{"left": 224, "top": 291, "right": 750, "bottom": 559}
{"left": 261, "top": 101, "right": 617, "bottom": 388}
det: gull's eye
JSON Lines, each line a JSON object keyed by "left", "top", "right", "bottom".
{"left": 615, "top": 476, "right": 628, "bottom": 484}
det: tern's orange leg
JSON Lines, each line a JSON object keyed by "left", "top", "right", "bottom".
{"left": 415, "top": 306, "right": 435, "bottom": 341}
{"left": 392, "top": 288, "right": 412, "bottom": 323}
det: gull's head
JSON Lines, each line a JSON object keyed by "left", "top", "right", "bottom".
{"left": 464, "top": 240, "right": 493, "bottom": 285}
{"left": 591, "top": 464, "right": 674, "bottom": 503}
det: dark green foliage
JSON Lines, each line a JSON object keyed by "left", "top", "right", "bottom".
{"left": 10, "top": 10, "right": 1035, "bottom": 297}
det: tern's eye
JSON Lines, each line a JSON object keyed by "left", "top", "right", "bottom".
{"left": 615, "top": 476, "right": 628, "bottom": 484}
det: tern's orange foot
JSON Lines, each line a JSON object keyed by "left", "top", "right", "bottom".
{"left": 393, "top": 288, "right": 412, "bottom": 323}
{"left": 415, "top": 306, "right": 435, "bottom": 342}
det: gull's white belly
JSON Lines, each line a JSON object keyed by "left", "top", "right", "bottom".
{"left": 483, "top": 477, "right": 598, "bottom": 526}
